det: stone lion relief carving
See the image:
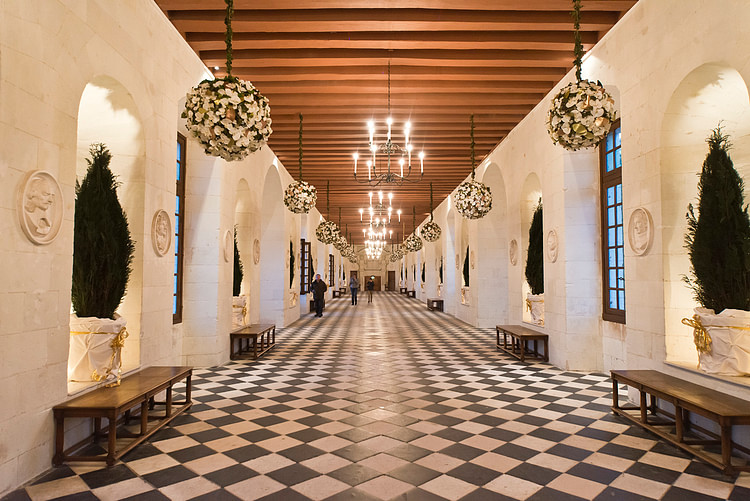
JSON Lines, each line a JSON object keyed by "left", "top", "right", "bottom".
{"left": 18, "top": 171, "right": 63, "bottom": 245}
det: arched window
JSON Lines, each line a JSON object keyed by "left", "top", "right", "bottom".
{"left": 174, "top": 133, "right": 186, "bottom": 323}
{"left": 600, "top": 120, "right": 625, "bottom": 323}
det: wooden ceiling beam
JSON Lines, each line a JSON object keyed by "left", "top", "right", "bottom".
{"left": 252, "top": 80, "right": 553, "bottom": 93}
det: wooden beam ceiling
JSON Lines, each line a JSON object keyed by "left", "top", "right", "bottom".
{"left": 156, "top": 0, "right": 637, "bottom": 245}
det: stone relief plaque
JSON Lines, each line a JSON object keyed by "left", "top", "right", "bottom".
{"left": 509, "top": 239, "right": 518, "bottom": 266}
{"left": 151, "top": 209, "right": 171, "bottom": 256}
{"left": 18, "top": 170, "right": 63, "bottom": 245}
{"left": 253, "top": 238, "right": 260, "bottom": 264}
{"left": 223, "top": 229, "right": 233, "bottom": 262}
{"left": 628, "top": 207, "right": 653, "bottom": 256}
{"left": 546, "top": 229, "right": 558, "bottom": 263}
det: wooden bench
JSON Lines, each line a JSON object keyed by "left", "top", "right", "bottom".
{"left": 611, "top": 370, "right": 750, "bottom": 475}
{"left": 53, "top": 366, "right": 192, "bottom": 466}
{"left": 427, "top": 298, "right": 444, "bottom": 311}
{"left": 399, "top": 287, "right": 408, "bottom": 294}
{"left": 407, "top": 290, "right": 416, "bottom": 298}
{"left": 332, "top": 289, "right": 341, "bottom": 298}
{"left": 339, "top": 287, "right": 347, "bottom": 294}
{"left": 230, "top": 323, "right": 276, "bottom": 360}
{"left": 495, "top": 324, "right": 549, "bottom": 362}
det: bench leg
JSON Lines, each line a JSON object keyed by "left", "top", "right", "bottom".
{"left": 253, "top": 336, "right": 258, "bottom": 359}
{"left": 675, "top": 402, "right": 684, "bottom": 442}
{"left": 720, "top": 419, "right": 732, "bottom": 472}
{"left": 166, "top": 386, "right": 173, "bottom": 418}
{"left": 639, "top": 390, "right": 648, "bottom": 423}
{"left": 140, "top": 400, "right": 149, "bottom": 436}
{"left": 107, "top": 412, "right": 117, "bottom": 466}
{"left": 53, "top": 411, "right": 65, "bottom": 466}
{"left": 612, "top": 378, "right": 620, "bottom": 412}
{"left": 186, "top": 374, "right": 192, "bottom": 404}
{"left": 519, "top": 338, "right": 526, "bottom": 362}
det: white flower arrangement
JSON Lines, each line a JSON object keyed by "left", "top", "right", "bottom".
{"left": 389, "top": 246, "right": 405, "bottom": 262}
{"left": 420, "top": 221, "right": 441, "bottom": 242}
{"left": 315, "top": 220, "right": 339, "bottom": 244}
{"left": 546, "top": 79, "right": 617, "bottom": 151}
{"left": 454, "top": 180, "right": 493, "bottom": 220}
{"left": 182, "top": 77, "right": 272, "bottom": 162}
{"left": 283, "top": 181, "right": 317, "bottom": 214}
{"left": 404, "top": 233, "right": 423, "bottom": 252}
{"left": 333, "top": 235, "right": 348, "bottom": 252}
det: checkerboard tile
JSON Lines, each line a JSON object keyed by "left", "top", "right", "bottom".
{"left": 4, "top": 292, "right": 749, "bottom": 501}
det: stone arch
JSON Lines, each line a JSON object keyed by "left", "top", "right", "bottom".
{"left": 520, "top": 172, "right": 543, "bottom": 323}
{"left": 660, "top": 63, "right": 750, "bottom": 362}
{"left": 259, "top": 164, "right": 286, "bottom": 326}
{"left": 476, "top": 163, "right": 509, "bottom": 327}
{"left": 234, "top": 177, "right": 260, "bottom": 323}
{"left": 443, "top": 202, "right": 458, "bottom": 314}
{"left": 71, "top": 75, "right": 146, "bottom": 381}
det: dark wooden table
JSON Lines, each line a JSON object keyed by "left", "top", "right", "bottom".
{"left": 495, "top": 324, "right": 549, "bottom": 362}
{"left": 407, "top": 290, "right": 416, "bottom": 298}
{"left": 611, "top": 369, "right": 750, "bottom": 475}
{"left": 53, "top": 366, "right": 192, "bottom": 466}
{"left": 230, "top": 323, "right": 276, "bottom": 360}
{"left": 427, "top": 298, "right": 444, "bottom": 311}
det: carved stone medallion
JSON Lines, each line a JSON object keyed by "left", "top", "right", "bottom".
{"left": 509, "top": 239, "right": 518, "bottom": 266}
{"left": 223, "top": 229, "right": 233, "bottom": 262}
{"left": 18, "top": 170, "right": 63, "bottom": 245}
{"left": 253, "top": 238, "right": 260, "bottom": 264}
{"left": 628, "top": 207, "right": 653, "bottom": 256}
{"left": 151, "top": 210, "right": 171, "bottom": 256}
{"left": 546, "top": 229, "right": 558, "bottom": 263}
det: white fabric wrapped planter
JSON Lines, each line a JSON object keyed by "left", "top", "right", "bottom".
{"left": 68, "top": 314, "right": 128, "bottom": 386}
{"left": 232, "top": 296, "right": 248, "bottom": 329}
{"left": 683, "top": 308, "right": 750, "bottom": 376}
{"left": 526, "top": 293, "right": 544, "bottom": 326}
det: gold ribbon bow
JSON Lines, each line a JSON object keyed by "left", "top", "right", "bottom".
{"left": 681, "top": 315, "right": 711, "bottom": 359}
{"left": 92, "top": 327, "right": 129, "bottom": 387}
{"left": 525, "top": 298, "right": 532, "bottom": 312}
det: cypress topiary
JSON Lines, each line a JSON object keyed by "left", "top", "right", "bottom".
{"left": 463, "top": 246, "right": 470, "bottom": 287}
{"left": 439, "top": 256, "right": 443, "bottom": 284}
{"left": 71, "top": 144, "right": 135, "bottom": 319}
{"left": 233, "top": 227, "right": 243, "bottom": 296}
{"left": 421, "top": 262, "right": 425, "bottom": 283}
{"left": 684, "top": 126, "right": 750, "bottom": 313}
{"left": 525, "top": 200, "right": 544, "bottom": 295}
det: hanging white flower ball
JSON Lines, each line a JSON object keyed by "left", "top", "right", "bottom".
{"left": 182, "top": 77, "right": 272, "bottom": 162}
{"left": 420, "top": 221, "right": 442, "bottom": 242}
{"left": 454, "top": 180, "right": 493, "bottom": 220}
{"left": 404, "top": 233, "right": 423, "bottom": 252}
{"left": 333, "top": 235, "right": 348, "bottom": 252}
{"left": 283, "top": 181, "right": 317, "bottom": 214}
{"left": 315, "top": 221, "right": 339, "bottom": 244}
{"left": 546, "top": 79, "right": 617, "bottom": 151}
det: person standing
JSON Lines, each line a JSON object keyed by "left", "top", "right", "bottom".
{"left": 349, "top": 274, "right": 360, "bottom": 305}
{"left": 312, "top": 274, "right": 327, "bottom": 317}
{"left": 366, "top": 277, "right": 375, "bottom": 303}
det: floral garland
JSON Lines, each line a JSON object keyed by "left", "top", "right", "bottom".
{"left": 455, "top": 180, "right": 493, "bottom": 220}
{"left": 404, "top": 233, "right": 423, "bottom": 252}
{"left": 389, "top": 245, "right": 405, "bottom": 262}
{"left": 182, "top": 77, "right": 272, "bottom": 162}
{"left": 315, "top": 220, "right": 339, "bottom": 244}
{"left": 546, "top": 79, "right": 617, "bottom": 150}
{"left": 283, "top": 180, "right": 317, "bottom": 214}
{"left": 420, "top": 221, "right": 441, "bottom": 242}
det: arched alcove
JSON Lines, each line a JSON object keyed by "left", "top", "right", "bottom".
{"left": 259, "top": 165, "right": 286, "bottom": 326}
{"left": 660, "top": 63, "right": 750, "bottom": 362}
{"left": 476, "top": 163, "right": 509, "bottom": 327}
{"left": 520, "top": 173, "right": 543, "bottom": 323}
{"left": 234, "top": 178, "right": 260, "bottom": 323}
{"left": 71, "top": 75, "right": 146, "bottom": 385}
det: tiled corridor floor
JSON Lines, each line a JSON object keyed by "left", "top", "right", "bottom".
{"left": 5, "top": 292, "right": 750, "bottom": 500}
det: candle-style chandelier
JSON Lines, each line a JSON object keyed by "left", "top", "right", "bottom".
{"left": 353, "top": 62, "right": 425, "bottom": 186}
{"left": 363, "top": 226, "right": 388, "bottom": 260}
{"left": 358, "top": 190, "right": 401, "bottom": 230}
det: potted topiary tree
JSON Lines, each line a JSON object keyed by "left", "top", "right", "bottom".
{"left": 421, "top": 262, "right": 426, "bottom": 292}
{"left": 526, "top": 200, "right": 544, "bottom": 325}
{"left": 232, "top": 227, "right": 247, "bottom": 328}
{"left": 69, "top": 144, "right": 135, "bottom": 386}
{"left": 682, "top": 126, "right": 750, "bottom": 375}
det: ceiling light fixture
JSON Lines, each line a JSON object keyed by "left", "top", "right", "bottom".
{"left": 353, "top": 62, "right": 424, "bottom": 186}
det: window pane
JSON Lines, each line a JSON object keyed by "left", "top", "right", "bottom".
{"left": 175, "top": 236, "right": 179, "bottom": 254}
{"left": 607, "top": 186, "right": 615, "bottom": 206}
{"left": 610, "top": 290, "right": 617, "bottom": 308}
{"left": 616, "top": 184, "right": 622, "bottom": 204}
{"left": 619, "top": 290, "right": 626, "bottom": 309}
{"left": 606, "top": 133, "right": 613, "bottom": 151}
{"left": 617, "top": 268, "right": 624, "bottom": 283}
{"left": 609, "top": 249, "right": 616, "bottom": 267}
{"left": 173, "top": 295, "right": 177, "bottom": 315}
{"left": 615, "top": 148, "right": 622, "bottom": 169}
{"left": 615, "top": 127, "right": 621, "bottom": 147}
{"left": 175, "top": 195, "right": 180, "bottom": 214}
{"left": 609, "top": 269, "right": 616, "bottom": 288}
{"left": 607, "top": 207, "right": 615, "bottom": 226}
{"left": 174, "top": 259, "right": 178, "bottom": 275}
{"left": 616, "top": 225, "right": 623, "bottom": 246}
{"left": 174, "top": 275, "right": 178, "bottom": 292}
{"left": 606, "top": 152, "right": 614, "bottom": 172}
{"left": 617, "top": 247, "right": 624, "bottom": 266}
{"left": 608, "top": 227, "right": 615, "bottom": 245}
{"left": 616, "top": 205, "right": 623, "bottom": 225}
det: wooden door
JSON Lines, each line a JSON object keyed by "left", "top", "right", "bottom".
{"left": 387, "top": 271, "right": 396, "bottom": 291}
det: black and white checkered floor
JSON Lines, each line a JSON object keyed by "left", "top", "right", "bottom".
{"left": 5, "top": 292, "right": 750, "bottom": 500}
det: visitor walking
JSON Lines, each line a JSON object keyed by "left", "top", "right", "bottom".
{"left": 349, "top": 274, "right": 360, "bottom": 305}
{"left": 366, "top": 277, "right": 375, "bottom": 303}
{"left": 311, "top": 274, "right": 327, "bottom": 317}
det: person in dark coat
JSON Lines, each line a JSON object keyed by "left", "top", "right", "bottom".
{"left": 311, "top": 274, "right": 327, "bottom": 317}
{"left": 366, "top": 277, "right": 375, "bottom": 303}
{"left": 349, "top": 274, "right": 360, "bottom": 305}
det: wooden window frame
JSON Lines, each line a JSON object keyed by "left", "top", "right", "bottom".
{"left": 300, "top": 239, "right": 311, "bottom": 294}
{"left": 600, "top": 120, "right": 625, "bottom": 323}
{"left": 174, "top": 133, "right": 187, "bottom": 324}
{"left": 329, "top": 254, "right": 335, "bottom": 287}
